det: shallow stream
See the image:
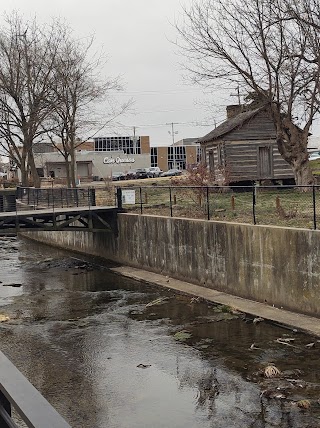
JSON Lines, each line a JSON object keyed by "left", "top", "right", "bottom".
{"left": 0, "top": 236, "right": 320, "bottom": 427}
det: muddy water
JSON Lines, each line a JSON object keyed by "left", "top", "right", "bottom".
{"left": 0, "top": 236, "right": 320, "bottom": 427}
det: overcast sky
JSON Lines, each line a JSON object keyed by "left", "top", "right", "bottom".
{"left": 1, "top": 1, "right": 319, "bottom": 148}
{"left": 0, "top": 0, "right": 235, "bottom": 146}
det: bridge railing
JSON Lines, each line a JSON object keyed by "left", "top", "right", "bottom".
{"left": 16, "top": 187, "right": 96, "bottom": 211}
{"left": 0, "top": 351, "right": 71, "bottom": 428}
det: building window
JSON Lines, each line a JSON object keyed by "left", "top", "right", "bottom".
{"left": 151, "top": 147, "right": 158, "bottom": 167}
{"left": 94, "top": 137, "right": 141, "bottom": 154}
{"left": 167, "top": 146, "right": 186, "bottom": 169}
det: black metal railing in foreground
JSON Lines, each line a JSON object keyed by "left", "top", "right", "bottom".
{"left": 117, "top": 184, "right": 320, "bottom": 230}
{"left": 16, "top": 187, "right": 96, "bottom": 211}
{"left": 0, "top": 351, "right": 71, "bottom": 428}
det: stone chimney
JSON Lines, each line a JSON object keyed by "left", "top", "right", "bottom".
{"left": 226, "top": 104, "right": 248, "bottom": 119}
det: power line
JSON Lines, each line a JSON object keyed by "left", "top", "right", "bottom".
{"left": 122, "top": 121, "right": 215, "bottom": 128}
{"left": 110, "top": 89, "right": 205, "bottom": 95}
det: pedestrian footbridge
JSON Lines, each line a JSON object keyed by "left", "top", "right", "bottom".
{"left": 0, "top": 187, "right": 122, "bottom": 234}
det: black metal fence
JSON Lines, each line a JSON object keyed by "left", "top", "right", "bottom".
{"left": 16, "top": 187, "right": 96, "bottom": 211}
{"left": 6, "top": 184, "right": 320, "bottom": 230}
{"left": 118, "top": 184, "right": 320, "bottom": 230}
{"left": 0, "top": 190, "right": 16, "bottom": 213}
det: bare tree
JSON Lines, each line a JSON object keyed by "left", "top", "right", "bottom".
{"left": 44, "top": 36, "right": 132, "bottom": 188}
{"left": 176, "top": 0, "right": 320, "bottom": 185}
{"left": 0, "top": 13, "right": 68, "bottom": 187}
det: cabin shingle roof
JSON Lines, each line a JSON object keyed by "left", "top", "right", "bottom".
{"left": 197, "top": 107, "right": 262, "bottom": 143}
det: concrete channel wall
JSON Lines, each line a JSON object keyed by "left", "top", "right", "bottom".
{"left": 23, "top": 213, "right": 320, "bottom": 317}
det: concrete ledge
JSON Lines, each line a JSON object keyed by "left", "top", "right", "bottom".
{"left": 111, "top": 265, "right": 320, "bottom": 337}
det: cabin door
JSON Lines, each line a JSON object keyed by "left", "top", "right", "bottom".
{"left": 258, "top": 146, "right": 272, "bottom": 179}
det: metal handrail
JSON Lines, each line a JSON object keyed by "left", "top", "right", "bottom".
{"left": 0, "top": 351, "right": 71, "bottom": 428}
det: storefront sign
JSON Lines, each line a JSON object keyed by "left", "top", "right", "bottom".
{"left": 103, "top": 156, "right": 135, "bottom": 164}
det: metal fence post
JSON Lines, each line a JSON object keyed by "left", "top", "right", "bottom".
{"left": 206, "top": 186, "right": 210, "bottom": 220}
{"left": 52, "top": 182, "right": 54, "bottom": 211}
{"left": 139, "top": 187, "right": 143, "bottom": 214}
{"left": 116, "top": 187, "right": 122, "bottom": 209}
{"left": 252, "top": 183, "right": 256, "bottom": 225}
{"left": 313, "top": 185, "right": 317, "bottom": 230}
{"left": 88, "top": 187, "right": 93, "bottom": 230}
{"left": 169, "top": 187, "right": 173, "bottom": 217}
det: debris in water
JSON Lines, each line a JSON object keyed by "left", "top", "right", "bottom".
{"left": 264, "top": 365, "right": 281, "bottom": 378}
{"left": 173, "top": 330, "right": 192, "bottom": 342}
{"left": 146, "top": 297, "right": 169, "bottom": 307}
{"left": 305, "top": 342, "right": 315, "bottom": 348}
{"left": 253, "top": 317, "right": 264, "bottom": 324}
{"left": 297, "top": 399, "right": 311, "bottom": 409}
{"left": 137, "top": 364, "right": 151, "bottom": 369}
{"left": 2, "top": 283, "right": 22, "bottom": 287}
{"left": 0, "top": 315, "right": 10, "bottom": 322}
{"left": 276, "top": 338, "right": 299, "bottom": 348}
{"left": 260, "top": 389, "right": 287, "bottom": 399}
{"left": 249, "top": 343, "right": 260, "bottom": 350}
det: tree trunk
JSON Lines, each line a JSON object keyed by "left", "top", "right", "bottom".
{"left": 272, "top": 107, "right": 314, "bottom": 187}
{"left": 70, "top": 148, "right": 77, "bottom": 188}
{"left": 292, "top": 158, "right": 315, "bottom": 186}
{"left": 19, "top": 150, "right": 28, "bottom": 187}
{"left": 20, "top": 162, "right": 28, "bottom": 187}
{"left": 63, "top": 155, "right": 71, "bottom": 188}
{"left": 27, "top": 151, "right": 41, "bottom": 188}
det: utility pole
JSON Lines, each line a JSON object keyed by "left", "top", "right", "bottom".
{"left": 166, "top": 122, "right": 179, "bottom": 169}
{"left": 230, "top": 86, "right": 245, "bottom": 105}
{"left": 132, "top": 126, "right": 137, "bottom": 154}
{"left": 230, "top": 86, "right": 241, "bottom": 104}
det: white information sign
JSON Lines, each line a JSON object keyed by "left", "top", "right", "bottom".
{"left": 122, "top": 189, "right": 136, "bottom": 205}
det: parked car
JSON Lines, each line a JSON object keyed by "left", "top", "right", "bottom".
{"left": 111, "top": 171, "right": 126, "bottom": 181}
{"left": 147, "top": 167, "right": 163, "bottom": 178}
{"left": 125, "top": 169, "right": 138, "bottom": 180}
{"left": 135, "top": 168, "right": 149, "bottom": 179}
{"left": 160, "top": 168, "right": 182, "bottom": 177}
{"left": 309, "top": 152, "right": 320, "bottom": 161}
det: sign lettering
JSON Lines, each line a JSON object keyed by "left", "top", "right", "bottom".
{"left": 103, "top": 156, "right": 135, "bottom": 164}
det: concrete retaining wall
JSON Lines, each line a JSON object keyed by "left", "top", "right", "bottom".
{"left": 23, "top": 213, "right": 320, "bottom": 317}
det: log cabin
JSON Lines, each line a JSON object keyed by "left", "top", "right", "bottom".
{"left": 198, "top": 105, "right": 295, "bottom": 185}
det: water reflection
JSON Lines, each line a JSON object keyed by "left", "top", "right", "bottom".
{"left": 0, "top": 236, "right": 319, "bottom": 427}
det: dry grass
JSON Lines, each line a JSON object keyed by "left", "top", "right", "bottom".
{"left": 94, "top": 180, "right": 320, "bottom": 229}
